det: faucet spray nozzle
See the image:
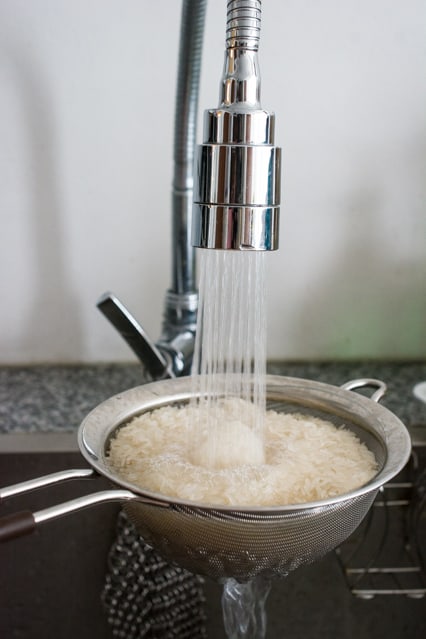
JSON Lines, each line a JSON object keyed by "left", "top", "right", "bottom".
{"left": 192, "top": 0, "right": 281, "bottom": 251}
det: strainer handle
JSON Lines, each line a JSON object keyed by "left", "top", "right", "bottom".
{"left": 0, "top": 468, "right": 169, "bottom": 542}
{"left": 0, "top": 489, "right": 137, "bottom": 543}
{"left": 0, "top": 468, "right": 95, "bottom": 502}
{"left": 340, "top": 378, "right": 387, "bottom": 403}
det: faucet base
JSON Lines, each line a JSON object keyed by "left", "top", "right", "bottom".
{"left": 159, "top": 290, "right": 198, "bottom": 376}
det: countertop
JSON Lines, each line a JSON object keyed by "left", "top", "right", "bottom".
{"left": 0, "top": 361, "right": 425, "bottom": 444}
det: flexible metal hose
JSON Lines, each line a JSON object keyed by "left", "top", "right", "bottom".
{"left": 159, "top": 0, "right": 207, "bottom": 373}
{"left": 171, "top": 0, "right": 207, "bottom": 295}
{"left": 226, "top": 0, "right": 261, "bottom": 50}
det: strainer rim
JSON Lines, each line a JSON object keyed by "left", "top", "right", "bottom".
{"left": 77, "top": 374, "right": 411, "bottom": 514}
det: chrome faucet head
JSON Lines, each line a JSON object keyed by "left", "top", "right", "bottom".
{"left": 192, "top": 0, "right": 281, "bottom": 250}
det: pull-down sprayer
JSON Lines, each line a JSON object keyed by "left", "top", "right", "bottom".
{"left": 98, "top": 0, "right": 281, "bottom": 376}
{"left": 193, "top": 0, "right": 281, "bottom": 250}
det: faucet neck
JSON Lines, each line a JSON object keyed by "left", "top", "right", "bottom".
{"left": 221, "top": 0, "right": 262, "bottom": 109}
{"left": 220, "top": 48, "right": 261, "bottom": 109}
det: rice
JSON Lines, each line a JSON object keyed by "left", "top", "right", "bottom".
{"left": 107, "top": 402, "right": 378, "bottom": 507}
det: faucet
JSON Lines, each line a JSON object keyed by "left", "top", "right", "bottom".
{"left": 98, "top": 0, "right": 281, "bottom": 379}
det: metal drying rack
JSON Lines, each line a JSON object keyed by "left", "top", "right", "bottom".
{"left": 335, "top": 446, "right": 426, "bottom": 599}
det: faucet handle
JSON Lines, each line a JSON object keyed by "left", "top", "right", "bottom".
{"left": 97, "top": 292, "right": 174, "bottom": 379}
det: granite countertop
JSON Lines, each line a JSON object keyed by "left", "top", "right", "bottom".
{"left": 0, "top": 361, "right": 425, "bottom": 444}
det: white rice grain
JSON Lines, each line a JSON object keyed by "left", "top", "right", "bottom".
{"left": 107, "top": 402, "right": 377, "bottom": 507}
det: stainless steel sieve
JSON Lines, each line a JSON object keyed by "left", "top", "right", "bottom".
{"left": 0, "top": 376, "right": 411, "bottom": 582}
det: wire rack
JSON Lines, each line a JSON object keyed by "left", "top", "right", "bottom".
{"left": 335, "top": 449, "right": 426, "bottom": 598}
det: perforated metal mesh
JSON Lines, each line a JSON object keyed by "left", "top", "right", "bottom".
{"left": 81, "top": 376, "right": 409, "bottom": 589}
{"left": 124, "top": 491, "right": 377, "bottom": 581}
{"left": 116, "top": 392, "right": 386, "bottom": 581}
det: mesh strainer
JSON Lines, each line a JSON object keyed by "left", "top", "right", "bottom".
{"left": 0, "top": 376, "right": 411, "bottom": 582}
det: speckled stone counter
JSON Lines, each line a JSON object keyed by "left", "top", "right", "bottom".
{"left": 0, "top": 361, "right": 425, "bottom": 442}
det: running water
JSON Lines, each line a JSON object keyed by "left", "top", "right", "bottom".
{"left": 190, "top": 249, "right": 270, "bottom": 638}
{"left": 190, "top": 250, "right": 267, "bottom": 469}
{"left": 222, "top": 576, "right": 272, "bottom": 639}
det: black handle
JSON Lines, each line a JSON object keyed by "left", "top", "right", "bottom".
{"left": 0, "top": 511, "right": 36, "bottom": 542}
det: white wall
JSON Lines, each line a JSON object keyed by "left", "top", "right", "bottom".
{"left": 0, "top": 0, "right": 425, "bottom": 363}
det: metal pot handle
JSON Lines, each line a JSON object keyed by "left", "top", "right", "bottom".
{"left": 340, "top": 378, "right": 387, "bottom": 403}
{"left": 0, "top": 468, "right": 166, "bottom": 543}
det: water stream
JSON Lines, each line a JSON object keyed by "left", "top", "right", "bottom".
{"left": 192, "top": 249, "right": 271, "bottom": 636}
{"left": 222, "top": 576, "right": 272, "bottom": 639}
{"left": 191, "top": 250, "right": 267, "bottom": 467}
